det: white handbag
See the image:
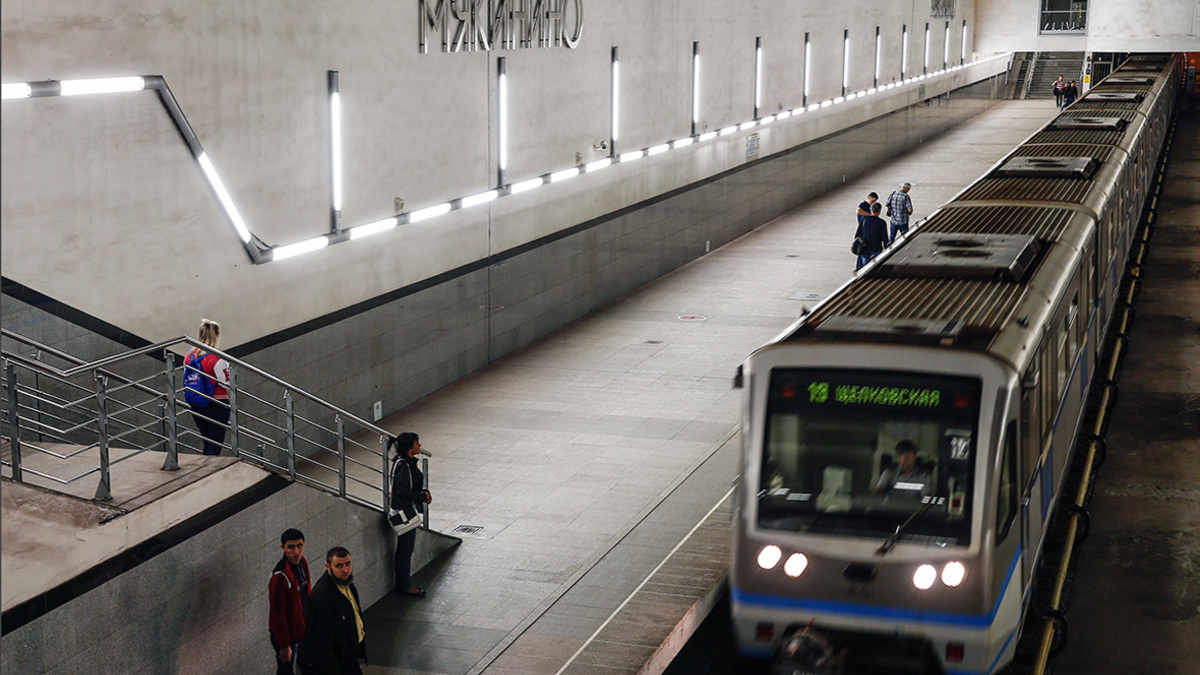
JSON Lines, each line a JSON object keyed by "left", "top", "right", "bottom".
{"left": 388, "top": 505, "right": 420, "bottom": 536}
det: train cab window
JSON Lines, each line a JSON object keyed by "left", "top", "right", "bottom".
{"left": 757, "top": 369, "right": 981, "bottom": 546}
{"left": 996, "top": 421, "right": 1018, "bottom": 543}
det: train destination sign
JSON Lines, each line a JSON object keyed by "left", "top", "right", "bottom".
{"left": 771, "top": 369, "right": 979, "bottom": 413}
{"left": 808, "top": 381, "right": 942, "bottom": 408}
{"left": 419, "top": 0, "right": 584, "bottom": 53}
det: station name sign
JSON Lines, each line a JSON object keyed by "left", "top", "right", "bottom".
{"left": 419, "top": 0, "right": 584, "bottom": 53}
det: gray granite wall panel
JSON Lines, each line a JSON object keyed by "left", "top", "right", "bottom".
{"left": 0, "top": 481, "right": 396, "bottom": 675}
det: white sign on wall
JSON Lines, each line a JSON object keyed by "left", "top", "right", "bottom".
{"left": 419, "top": 0, "right": 584, "bottom": 53}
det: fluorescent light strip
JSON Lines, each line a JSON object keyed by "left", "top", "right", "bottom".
{"left": 875, "top": 29, "right": 882, "bottom": 85}
{"left": 612, "top": 54, "right": 620, "bottom": 144}
{"left": 755, "top": 40, "right": 763, "bottom": 112}
{"left": 672, "top": 137, "right": 694, "bottom": 148}
{"left": 619, "top": 150, "right": 644, "bottom": 162}
{"left": 961, "top": 22, "right": 968, "bottom": 62}
{"left": 808, "top": 104, "right": 820, "bottom": 112}
{"left": 410, "top": 202, "right": 452, "bottom": 222}
{"left": 833, "top": 96, "right": 846, "bottom": 104}
{"left": 692, "top": 45, "right": 701, "bottom": 126}
{"left": 739, "top": 121, "right": 756, "bottom": 131}
{"left": 647, "top": 143, "right": 669, "bottom": 156}
{"left": 59, "top": 76, "right": 145, "bottom": 96}
{"left": 551, "top": 167, "right": 580, "bottom": 182}
{"left": 511, "top": 177, "right": 544, "bottom": 193}
{"left": 924, "top": 24, "right": 930, "bottom": 71}
{"left": 330, "top": 91, "right": 343, "bottom": 211}
{"left": 902, "top": 26, "right": 909, "bottom": 78}
{"left": 821, "top": 100, "right": 833, "bottom": 108}
{"left": 759, "top": 115, "right": 775, "bottom": 125}
{"left": 462, "top": 190, "right": 498, "bottom": 207}
{"left": 349, "top": 217, "right": 398, "bottom": 240}
{"left": 719, "top": 125, "right": 738, "bottom": 136}
{"left": 699, "top": 131, "right": 718, "bottom": 142}
{"left": 842, "top": 31, "right": 850, "bottom": 93}
{"left": 272, "top": 235, "right": 329, "bottom": 261}
{"left": 776, "top": 110, "right": 791, "bottom": 120}
{"left": 498, "top": 70, "right": 508, "bottom": 172}
{"left": 2, "top": 82, "right": 32, "bottom": 99}
{"left": 803, "top": 36, "right": 811, "bottom": 101}
{"left": 944, "top": 23, "right": 950, "bottom": 67}
{"left": 196, "top": 152, "right": 252, "bottom": 243}
{"left": 585, "top": 158, "right": 612, "bottom": 172}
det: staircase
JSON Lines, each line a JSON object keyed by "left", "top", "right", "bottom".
{"left": 1026, "top": 52, "right": 1086, "bottom": 99}
{"left": 1, "top": 328, "right": 420, "bottom": 516}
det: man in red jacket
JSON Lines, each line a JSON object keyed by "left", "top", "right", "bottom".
{"left": 269, "top": 528, "right": 311, "bottom": 675}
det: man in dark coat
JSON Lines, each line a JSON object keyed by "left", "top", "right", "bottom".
{"left": 302, "top": 547, "right": 366, "bottom": 675}
{"left": 855, "top": 202, "right": 890, "bottom": 270}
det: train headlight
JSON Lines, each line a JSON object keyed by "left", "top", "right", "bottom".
{"left": 783, "top": 553, "right": 809, "bottom": 577}
{"left": 941, "top": 561, "right": 967, "bottom": 587}
{"left": 757, "top": 545, "right": 782, "bottom": 570}
{"left": 913, "top": 564, "right": 937, "bottom": 590}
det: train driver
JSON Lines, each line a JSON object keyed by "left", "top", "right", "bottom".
{"left": 873, "top": 440, "right": 934, "bottom": 500}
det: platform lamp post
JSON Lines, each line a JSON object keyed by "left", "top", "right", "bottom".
{"left": 328, "top": 70, "right": 342, "bottom": 233}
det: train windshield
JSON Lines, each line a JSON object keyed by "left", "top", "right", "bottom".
{"left": 757, "top": 368, "right": 981, "bottom": 546}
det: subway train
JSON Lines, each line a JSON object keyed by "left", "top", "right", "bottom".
{"left": 729, "top": 53, "right": 1181, "bottom": 675}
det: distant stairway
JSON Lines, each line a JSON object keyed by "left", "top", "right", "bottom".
{"left": 1025, "top": 51, "right": 1086, "bottom": 99}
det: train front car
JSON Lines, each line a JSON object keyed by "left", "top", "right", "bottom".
{"left": 731, "top": 345, "right": 1020, "bottom": 675}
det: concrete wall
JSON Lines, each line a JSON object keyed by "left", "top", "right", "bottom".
{"left": 0, "top": 481, "right": 395, "bottom": 675}
{"left": 975, "top": 0, "right": 1200, "bottom": 52}
{"left": 1, "top": 1, "right": 981, "bottom": 350}
{"left": 5, "top": 72, "right": 1008, "bottom": 428}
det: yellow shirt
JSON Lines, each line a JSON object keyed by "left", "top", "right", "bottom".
{"left": 336, "top": 583, "right": 364, "bottom": 643}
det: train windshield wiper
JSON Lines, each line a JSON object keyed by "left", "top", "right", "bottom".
{"left": 875, "top": 499, "right": 936, "bottom": 555}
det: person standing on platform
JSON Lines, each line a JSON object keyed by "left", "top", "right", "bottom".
{"left": 886, "top": 183, "right": 914, "bottom": 244}
{"left": 303, "top": 547, "right": 366, "bottom": 675}
{"left": 855, "top": 192, "right": 879, "bottom": 230}
{"left": 269, "top": 528, "right": 310, "bottom": 675}
{"left": 1053, "top": 75, "right": 1066, "bottom": 107}
{"left": 1062, "top": 80, "right": 1079, "bottom": 109}
{"left": 389, "top": 432, "right": 432, "bottom": 598}
{"left": 855, "top": 202, "right": 890, "bottom": 270}
{"left": 183, "top": 318, "right": 231, "bottom": 455}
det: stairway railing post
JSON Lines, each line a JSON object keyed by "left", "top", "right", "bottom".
{"left": 227, "top": 366, "right": 239, "bottom": 457}
{"left": 94, "top": 373, "right": 113, "bottom": 501}
{"left": 162, "top": 352, "right": 180, "bottom": 470}
{"left": 285, "top": 391, "right": 296, "bottom": 480}
{"left": 336, "top": 416, "right": 347, "bottom": 498}
{"left": 5, "top": 361, "right": 23, "bottom": 482}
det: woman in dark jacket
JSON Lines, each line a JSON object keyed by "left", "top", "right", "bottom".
{"left": 389, "top": 432, "right": 431, "bottom": 597}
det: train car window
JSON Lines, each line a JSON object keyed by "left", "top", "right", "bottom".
{"left": 996, "top": 421, "right": 1018, "bottom": 543}
{"left": 757, "top": 369, "right": 980, "bottom": 546}
{"left": 1021, "top": 364, "right": 1041, "bottom": 483}
{"left": 1039, "top": 345, "right": 1056, "bottom": 434}
{"left": 1066, "top": 292, "right": 1079, "bottom": 365}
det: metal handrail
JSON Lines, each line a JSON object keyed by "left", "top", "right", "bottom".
{"left": 2, "top": 329, "right": 403, "bottom": 513}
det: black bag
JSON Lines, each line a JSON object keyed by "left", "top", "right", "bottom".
{"left": 851, "top": 237, "right": 867, "bottom": 256}
{"left": 886, "top": 193, "right": 894, "bottom": 218}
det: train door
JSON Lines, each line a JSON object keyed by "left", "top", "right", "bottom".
{"left": 1019, "top": 355, "right": 1045, "bottom": 585}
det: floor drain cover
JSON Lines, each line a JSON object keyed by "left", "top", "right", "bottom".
{"left": 678, "top": 315, "right": 707, "bottom": 322}
{"left": 452, "top": 525, "right": 484, "bottom": 535}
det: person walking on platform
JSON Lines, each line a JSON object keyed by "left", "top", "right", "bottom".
{"left": 854, "top": 202, "right": 890, "bottom": 270}
{"left": 1053, "top": 75, "right": 1066, "bottom": 107}
{"left": 1062, "top": 80, "right": 1079, "bottom": 109}
{"left": 302, "top": 547, "right": 366, "bottom": 675}
{"left": 855, "top": 192, "right": 879, "bottom": 230}
{"left": 183, "top": 318, "right": 231, "bottom": 455}
{"left": 269, "top": 528, "right": 310, "bottom": 675}
{"left": 389, "top": 432, "right": 432, "bottom": 598}
{"left": 886, "top": 183, "right": 914, "bottom": 244}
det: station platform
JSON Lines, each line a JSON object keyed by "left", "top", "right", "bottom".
{"left": 1054, "top": 108, "right": 1200, "bottom": 674}
{"left": 357, "top": 99, "right": 1062, "bottom": 675}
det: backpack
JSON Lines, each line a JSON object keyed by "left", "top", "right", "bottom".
{"left": 886, "top": 192, "right": 895, "bottom": 218}
{"left": 183, "top": 352, "right": 215, "bottom": 408}
{"left": 851, "top": 236, "right": 867, "bottom": 256}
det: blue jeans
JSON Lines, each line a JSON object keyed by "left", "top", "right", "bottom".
{"left": 889, "top": 221, "right": 909, "bottom": 244}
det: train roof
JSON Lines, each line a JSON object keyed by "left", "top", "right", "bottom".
{"left": 775, "top": 55, "right": 1179, "bottom": 360}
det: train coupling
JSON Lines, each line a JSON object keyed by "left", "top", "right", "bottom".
{"left": 772, "top": 626, "right": 842, "bottom": 675}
